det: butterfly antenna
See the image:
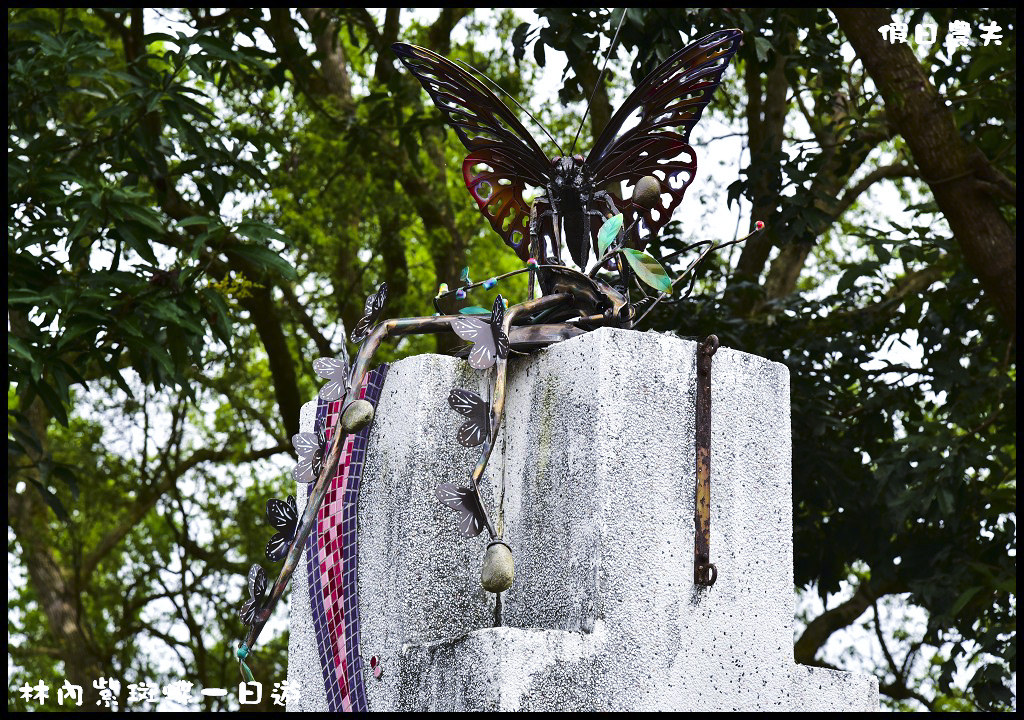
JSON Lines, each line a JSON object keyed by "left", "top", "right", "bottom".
{"left": 453, "top": 57, "right": 565, "bottom": 156}
{"left": 568, "top": 9, "right": 628, "bottom": 157}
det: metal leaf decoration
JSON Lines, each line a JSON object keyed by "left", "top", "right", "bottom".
{"left": 450, "top": 295, "right": 509, "bottom": 370}
{"left": 350, "top": 282, "right": 388, "bottom": 344}
{"left": 239, "top": 563, "right": 268, "bottom": 626}
{"left": 597, "top": 213, "right": 624, "bottom": 255}
{"left": 622, "top": 248, "right": 672, "bottom": 293}
{"left": 313, "top": 357, "right": 349, "bottom": 401}
{"left": 448, "top": 388, "right": 489, "bottom": 447}
{"left": 435, "top": 483, "right": 486, "bottom": 538}
{"left": 265, "top": 495, "right": 299, "bottom": 562}
{"left": 291, "top": 419, "right": 327, "bottom": 484}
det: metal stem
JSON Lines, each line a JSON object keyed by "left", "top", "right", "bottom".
{"left": 464, "top": 293, "right": 573, "bottom": 539}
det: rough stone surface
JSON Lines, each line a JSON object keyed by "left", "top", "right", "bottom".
{"left": 289, "top": 327, "right": 879, "bottom": 711}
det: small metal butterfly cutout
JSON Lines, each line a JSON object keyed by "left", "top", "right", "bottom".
{"left": 450, "top": 295, "right": 509, "bottom": 370}
{"left": 448, "top": 388, "right": 489, "bottom": 447}
{"left": 313, "top": 357, "right": 349, "bottom": 401}
{"left": 291, "top": 419, "right": 327, "bottom": 484}
{"left": 350, "top": 282, "right": 388, "bottom": 344}
{"left": 239, "top": 563, "right": 268, "bottom": 626}
{"left": 435, "top": 483, "right": 486, "bottom": 538}
{"left": 265, "top": 495, "right": 299, "bottom": 562}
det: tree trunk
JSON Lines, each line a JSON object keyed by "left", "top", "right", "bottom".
{"left": 833, "top": 7, "right": 1016, "bottom": 332}
{"left": 8, "top": 398, "right": 110, "bottom": 709}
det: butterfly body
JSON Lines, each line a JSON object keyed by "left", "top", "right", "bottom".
{"left": 536, "top": 155, "right": 616, "bottom": 269}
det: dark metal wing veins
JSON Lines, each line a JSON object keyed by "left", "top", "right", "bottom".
{"left": 435, "top": 483, "right": 487, "bottom": 538}
{"left": 585, "top": 30, "right": 743, "bottom": 243}
{"left": 351, "top": 283, "right": 388, "bottom": 344}
{"left": 393, "top": 43, "right": 553, "bottom": 260}
{"left": 448, "top": 388, "right": 489, "bottom": 447}
{"left": 291, "top": 420, "right": 327, "bottom": 484}
{"left": 266, "top": 495, "right": 298, "bottom": 533}
{"left": 240, "top": 563, "right": 267, "bottom": 626}
{"left": 489, "top": 295, "right": 509, "bottom": 362}
{"left": 265, "top": 495, "right": 299, "bottom": 562}
{"left": 449, "top": 295, "right": 508, "bottom": 370}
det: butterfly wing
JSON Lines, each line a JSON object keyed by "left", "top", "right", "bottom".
{"left": 489, "top": 295, "right": 508, "bottom": 362}
{"left": 291, "top": 431, "right": 319, "bottom": 483}
{"left": 393, "top": 43, "right": 552, "bottom": 260}
{"left": 586, "top": 30, "right": 743, "bottom": 244}
{"left": 350, "top": 283, "right": 388, "bottom": 344}
{"left": 435, "top": 483, "right": 487, "bottom": 538}
{"left": 265, "top": 533, "right": 291, "bottom": 562}
{"left": 266, "top": 496, "right": 298, "bottom": 534}
{"left": 248, "top": 563, "right": 268, "bottom": 600}
{"left": 451, "top": 317, "right": 488, "bottom": 345}
{"left": 364, "top": 282, "right": 388, "bottom": 318}
{"left": 313, "top": 357, "right": 349, "bottom": 401}
{"left": 448, "top": 388, "right": 489, "bottom": 447}
{"left": 240, "top": 563, "right": 267, "bottom": 625}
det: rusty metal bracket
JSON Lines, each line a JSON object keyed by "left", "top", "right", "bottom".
{"left": 695, "top": 334, "right": 719, "bottom": 587}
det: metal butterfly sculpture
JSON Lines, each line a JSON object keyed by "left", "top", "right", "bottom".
{"left": 239, "top": 563, "right": 267, "bottom": 627}
{"left": 451, "top": 295, "right": 509, "bottom": 370}
{"left": 265, "top": 495, "right": 298, "bottom": 562}
{"left": 350, "top": 282, "right": 388, "bottom": 343}
{"left": 291, "top": 419, "right": 327, "bottom": 484}
{"left": 393, "top": 30, "right": 742, "bottom": 270}
{"left": 448, "top": 387, "right": 490, "bottom": 447}
{"left": 237, "top": 28, "right": 757, "bottom": 668}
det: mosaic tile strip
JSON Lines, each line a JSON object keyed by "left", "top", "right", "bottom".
{"left": 305, "top": 365, "right": 388, "bottom": 712}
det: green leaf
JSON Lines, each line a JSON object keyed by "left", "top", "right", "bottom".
{"left": 29, "top": 479, "right": 69, "bottom": 523}
{"left": 134, "top": 336, "right": 177, "bottom": 378}
{"left": 598, "top": 213, "right": 624, "bottom": 255}
{"left": 622, "top": 249, "right": 672, "bottom": 293}
{"left": 177, "top": 216, "right": 212, "bottom": 228}
{"left": 754, "top": 37, "right": 772, "bottom": 63}
{"left": 950, "top": 586, "right": 982, "bottom": 616}
{"left": 8, "top": 335, "right": 34, "bottom": 361}
{"left": 228, "top": 245, "right": 296, "bottom": 280}
{"left": 34, "top": 380, "right": 69, "bottom": 427}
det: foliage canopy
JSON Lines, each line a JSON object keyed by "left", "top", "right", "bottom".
{"left": 8, "top": 7, "right": 1015, "bottom": 711}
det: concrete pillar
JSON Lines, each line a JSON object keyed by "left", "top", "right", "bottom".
{"left": 289, "top": 327, "right": 878, "bottom": 711}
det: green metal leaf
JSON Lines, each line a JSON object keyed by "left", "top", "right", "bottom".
{"left": 598, "top": 213, "right": 624, "bottom": 255}
{"left": 459, "top": 306, "right": 490, "bottom": 315}
{"left": 622, "top": 248, "right": 672, "bottom": 293}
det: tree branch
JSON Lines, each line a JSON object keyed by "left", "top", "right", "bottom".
{"left": 79, "top": 441, "right": 289, "bottom": 584}
{"left": 833, "top": 163, "right": 917, "bottom": 220}
{"left": 279, "top": 284, "right": 339, "bottom": 361}
{"left": 794, "top": 579, "right": 903, "bottom": 664}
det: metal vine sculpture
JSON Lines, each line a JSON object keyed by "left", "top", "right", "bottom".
{"left": 236, "top": 29, "right": 760, "bottom": 694}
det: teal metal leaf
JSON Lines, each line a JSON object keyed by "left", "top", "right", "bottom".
{"left": 597, "top": 213, "right": 624, "bottom": 255}
{"left": 622, "top": 248, "right": 672, "bottom": 293}
{"left": 459, "top": 305, "right": 490, "bottom": 315}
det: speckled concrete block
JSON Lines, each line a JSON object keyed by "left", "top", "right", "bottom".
{"left": 289, "top": 327, "right": 878, "bottom": 711}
